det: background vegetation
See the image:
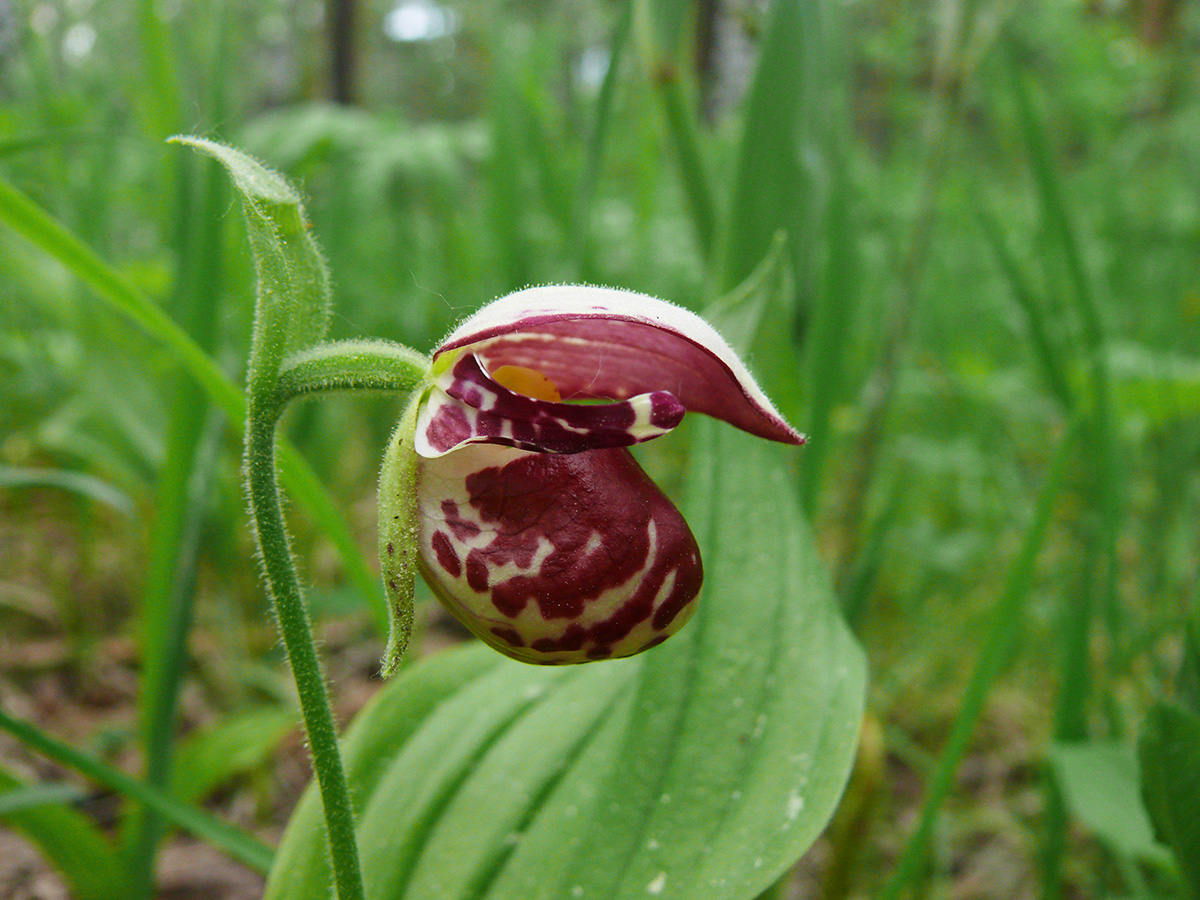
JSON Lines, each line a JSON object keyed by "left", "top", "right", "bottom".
{"left": 2, "top": 0, "right": 1199, "bottom": 897}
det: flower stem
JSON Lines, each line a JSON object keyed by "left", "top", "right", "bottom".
{"left": 245, "top": 396, "right": 365, "bottom": 900}
{"left": 243, "top": 340, "right": 427, "bottom": 900}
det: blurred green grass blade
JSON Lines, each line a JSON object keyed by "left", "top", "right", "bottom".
{"left": 0, "top": 780, "right": 88, "bottom": 816}
{"left": 880, "top": 419, "right": 1078, "bottom": 900}
{"left": 575, "top": 0, "right": 633, "bottom": 275}
{"left": 0, "top": 174, "right": 386, "bottom": 633}
{"left": 839, "top": 484, "right": 900, "bottom": 630}
{"left": 1004, "top": 40, "right": 1105, "bottom": 358}
{"left": 0, "top": 767, "right": 128, "bottom": 900}
{"left": 520, "top": 80, "right": 577, "bottom": 241}
{"left": 977, "top": 204, "right": 1073, "bottom": 409}
{"left": 632, "top": 0, "right": 717, "bottom": 263}
{"left": 172, "top": 706, "right": 298, "bottom": 805}
{"left": 0, "top": 174, "right": 238, "bottom": 414}
{"left": 1179, "top": 618, "right": 1200, "bottom": 717}
{"left": 127, "top": 132, "right": 230, "bottom": 899}
{"left": 126, "top": 409, "right": 222, "bottom": 896}
{"left": 636, "top": 0, "right": 690, "bottom": 56}
{"left": 722, "top": 0, "right": 820, "bottom": 293}
{"left": 0, "top": 708, "right": 274, "bottom": 873}
{"left": 655, "top": 75, "right": 717, "bottom": 262}
{"left": 1139, "top": 702, "right": 1200, "bottom": 897}
{"left": 0, "top": 465, "right": 136, "bottom": 517}
{"left": 487, "top": 45, "right": 536, "bottom": 290}
{"left": 0, "top": 129, "right": 100, "bottom": 158}
{"left": 1004, "top": 34, "right": 1119, "bottom": 608}
{"left": 800, "top": 152, "right": 858, "bottom": 515}
{"left": 136, "top": 0, "right": 183, "bottom": 140}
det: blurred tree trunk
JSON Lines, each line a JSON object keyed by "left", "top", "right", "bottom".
{"left": 1137, "top": 0, "right": 1184, "bottom": 45}
{"left": 695, "top": 0, "right": 720, "bottom": 121}
{"left": 328, "top": 0, "right": 357, "bottom": 104}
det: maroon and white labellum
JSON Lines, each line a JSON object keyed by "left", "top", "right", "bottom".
{"left": 409, "top": 285, "right": 804, "bottom": 665}
{"left": 417, "top": 443, "right": 703, "bottom": 664}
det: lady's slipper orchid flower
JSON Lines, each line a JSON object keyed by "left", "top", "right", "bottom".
{"left": 389, "top": 285, "right": 804, "bottom": 666}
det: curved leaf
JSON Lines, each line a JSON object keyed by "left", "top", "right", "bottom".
{"left": 172, "top": 136, "right": 331, "bottom": 369}
{"left": 0, "top": 767, "right": 128, "bottom": 900}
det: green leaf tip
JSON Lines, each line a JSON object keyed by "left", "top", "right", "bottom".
{"left": 173, "top": 135, "right": 333, "bottom": 374}
{"left": 169, "top": 135, "right": 300, "bottom": 206}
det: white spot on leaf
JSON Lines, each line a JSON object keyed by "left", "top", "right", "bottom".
{"left": 647, "top": 873, "right": 667, "bottom": 895}
{"left": 786, "top": 790, "right": 805, "bottom": 821}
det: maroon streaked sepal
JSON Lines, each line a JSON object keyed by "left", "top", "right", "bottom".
{"left": 431, "top": 285, "right": 806, "bottom": 447}
{"left": 415, "top": 351, "right": 685, "bottom": 457}
{"left": 416, "top": 443, "right": 703, "bottom": 665}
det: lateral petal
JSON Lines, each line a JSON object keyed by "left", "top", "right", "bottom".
{"left": 415, "top": 351, "right": 685, "bottom": 458}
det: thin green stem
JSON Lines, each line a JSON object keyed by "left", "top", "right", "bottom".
{"left": 275, "top": 339, "right": 429, "bottom": 407}
{"left": 246, "top": 341, "right": 426, "bottom": 900}
{"left": 245, "top": 396, "right": 364, "bottom": 900}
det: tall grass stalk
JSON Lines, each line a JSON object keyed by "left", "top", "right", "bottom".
{"left": 1002, "top": 41, "right": 1122, "bottom": 898}
{"left": 574, "top": 0, "right": 633, "bottom": 279}
{"left": 124, "top": 131, "right": 228, "bottom": 900}
{"left": 633, "top": 0, "right": 717, "bottom": 264}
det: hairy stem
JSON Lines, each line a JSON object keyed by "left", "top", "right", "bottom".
{"left": 245, "top": 394, "right": 365, "bottom": 900}
{"left": 244, "top": 340, "right": 427, "bottom": 900}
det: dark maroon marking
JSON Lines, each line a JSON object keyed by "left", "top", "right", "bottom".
{"left": 441, "top": 500, "right": 481, "bottom": 541}
{"left": 650, "top": 394, "right": 682, "bottom": 428}
{"left": 490, "top": 626, "right": 525, "bottom": 648}
{"left": 639, "top": 635, "right": 669, "bottom": 652}
{"left": 531, "top": 625, "right": 586, "bottom": 654}
{"left": 431, "top": 531, "right": 461, "bottom": 578}
{"left": 652, "top": 556, "right": 703, "bottom": 631}
{"left": 425, "top": 404, "right": 472, "bottom": 453}
{"left": 387, "top": 579, "right": 397, "bottom": 591}
{"left": 465, "top": 552, "right": 490, "bottom": 595}
{"left": 587, "top": 645, "right": 613, "bottom": 659}
{"left": 454, "top": 448, "right": 702, "bottom": 657}
{"left": 386, "top": 542, "right": 394, "bottom": 555}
